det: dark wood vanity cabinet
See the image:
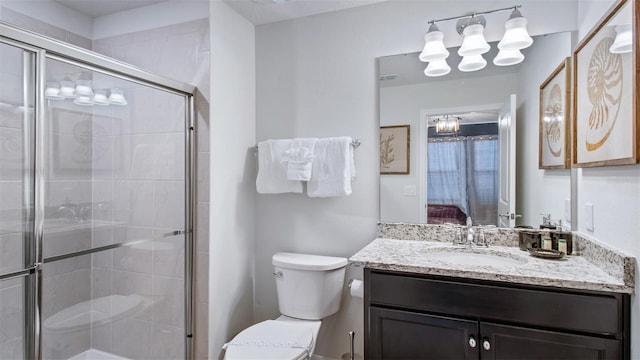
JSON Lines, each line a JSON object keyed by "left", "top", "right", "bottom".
{"left": 364, "top": 269, "right": 630, "bottom": 360}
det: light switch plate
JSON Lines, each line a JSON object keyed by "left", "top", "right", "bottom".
{"left": 403, "top": 185, "right": 417, "bottom": 196}
{"left": 564, "top": 198, "right": 570, "bottom": 222}
{"left": 585, "top": 203, "right": 594, "bottom": 232}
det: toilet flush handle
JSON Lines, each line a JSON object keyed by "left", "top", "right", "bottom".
{"left": 273, "top": 271, "right": 283, "bottom": 278}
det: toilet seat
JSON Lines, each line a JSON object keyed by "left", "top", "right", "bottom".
{"left": 223, "top": 320, "right": 314, "bottom": 360}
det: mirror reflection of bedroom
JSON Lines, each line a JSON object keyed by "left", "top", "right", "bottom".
{"left": 426, "top": 111, "right": 499, "bottom": 226}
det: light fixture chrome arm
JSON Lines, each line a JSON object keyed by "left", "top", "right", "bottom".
{"left": 427, "top": 5, "right": 521, "bottom": 26}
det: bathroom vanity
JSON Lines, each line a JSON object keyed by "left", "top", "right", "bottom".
{"left": 350, "top": 229, "right": 635, "bottom": 360}
{"left": 365, "top": 270, "right": 628, "bottom": 359}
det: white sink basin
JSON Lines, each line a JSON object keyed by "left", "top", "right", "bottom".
{"left": 424, "top": 248, "right": 528, "bottom": 267}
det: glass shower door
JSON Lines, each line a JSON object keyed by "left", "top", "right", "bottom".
{"left": 0, "top": 41, "right": 36, "bottom": 359}
{"left": 40, "top": 57, "right": 188, "bottom": 360}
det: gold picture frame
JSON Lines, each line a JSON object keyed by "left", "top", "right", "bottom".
{"left": 539, "top": 57, "right": 571, "bottom": 169}
{"left": 572, "top": 0, "right": 638, "bottom": 167}
{"left": 380, "top": 125, "right": 410, "bottom": 174}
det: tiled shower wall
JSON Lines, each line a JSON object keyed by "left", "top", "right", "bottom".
{"left": 92, "top": 18, "right": 211, "bottom": 359}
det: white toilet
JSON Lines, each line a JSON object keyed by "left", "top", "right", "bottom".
{"left": 223, "top": 252, "right": 348, "bottom": 360}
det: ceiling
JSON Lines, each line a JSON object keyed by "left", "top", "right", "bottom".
{"left": 53, "top": 0, "right": 389, "bottom": 24}
{"left": 223, "top": 0, "right": 389, "bottom": 25}
{"left": 54, "top": 0, "right": 167, "bottom": 18}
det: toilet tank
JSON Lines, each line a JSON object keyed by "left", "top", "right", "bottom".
{"left": 272, "top": 252, "right": 348, "bottom": 320}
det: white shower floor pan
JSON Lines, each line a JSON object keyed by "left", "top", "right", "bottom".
{"left": 67, "top": 349, "right": 131, "bottom": 360}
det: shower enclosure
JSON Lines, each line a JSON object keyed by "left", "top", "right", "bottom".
{"left": 0, "top": 22, "right": 195, "bottom": 359}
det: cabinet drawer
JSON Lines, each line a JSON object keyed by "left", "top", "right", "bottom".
{"left": 366, "top": 270, "right": 624, "bottom": 336}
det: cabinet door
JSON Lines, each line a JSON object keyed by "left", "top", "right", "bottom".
{"left": 480, "top": 322, "right": 622, "bottom": 360}
{"left": 368, "top": 306, "right": 479, "bottom": 360}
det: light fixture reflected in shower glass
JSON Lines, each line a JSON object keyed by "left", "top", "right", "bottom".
{"left": 108, "top": 88, "right": 128, "bottom": 105}
{"left": 73, "top": 95, "right": 94, "bottom": 106}
{"left": 59, "top": 80, "right": 75, "bottom": 98}
{"left": 45, "top": 82, "right": 64, "bottom": 100}
{"left": 74, "top": 80, "right": 94, "bottom": 97}
{"left": 92, "top": 90, "right": 110, "bottom": 106}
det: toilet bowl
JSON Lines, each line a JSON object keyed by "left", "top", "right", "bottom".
{"left": 223, "top": 252, "right": 348, "bottom": 360}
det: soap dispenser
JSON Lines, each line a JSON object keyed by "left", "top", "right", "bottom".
{"left": 466, "top": 217, "right": 474, "bottom": 244}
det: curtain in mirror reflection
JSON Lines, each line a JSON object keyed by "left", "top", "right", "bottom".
{"left": 427, "top": 136, "right": 498, "bottom": 225}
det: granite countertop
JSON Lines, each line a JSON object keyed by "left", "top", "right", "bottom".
{"left": 350, "top": 238, "right": 634, "bottom": 294}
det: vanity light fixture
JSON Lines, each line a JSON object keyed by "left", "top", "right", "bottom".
{"left": 609, "top": 24, "right": 633, "bottom": 54}
{"left": 497, "top": 8, "right": 533, "bottom": 51}
{"left": 418, "top": 5, "right": 532, "bottom": 76}
{"left": 434, "top": 116, "right": 461, "bottom": 135}
{"left": 457, "top": 15, "right": 490, "bottom": 57}
{"left": 493, "top": 48, "right": 524, "bottom": 66}
{"left": 424, "top": 59, "right": 451, "bottom": 77}
{"left": 419, "top": 23, "right": 449, "bottom": 62}
{"left": 459, "top": 54, "right": 487, "bottom": 72}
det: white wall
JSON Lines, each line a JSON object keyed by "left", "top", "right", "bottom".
{"left": 380, "top": 73, "right": 518, "bottom": 223}
{"left": 255, "top": 1, "right": 577, "bottom": 358}
{"left": 93, "top": 1, "right": 209, "bottom": 40}
{"left": 0, "top": 0, "right": 92, "bottom": 38}
{"left": 576, "top": 0, "right": 640, "bottom": 357}
{"left": 209, "top": 1, "right": 256, "bottom": 358}
{"left": 516, "top": 32, "right": 573, "bottom": 227}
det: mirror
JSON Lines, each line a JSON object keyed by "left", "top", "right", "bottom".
{"left": 379, "top": 33, "right": 573, "bottom": 227}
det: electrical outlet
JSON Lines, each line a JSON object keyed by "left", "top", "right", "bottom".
{"left": 585, "top": 203, "right": 594, "bottom": 232}
{"left": 403, "top": 185, "right": 417, "bottom": 196}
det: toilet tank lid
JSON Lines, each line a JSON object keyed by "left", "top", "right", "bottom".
{"left": 272, "top": 252, "right": 348, "bottom": 271}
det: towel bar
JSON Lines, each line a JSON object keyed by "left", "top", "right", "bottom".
{"left": 253, "top": 138, "right": 361, "bottom": 152}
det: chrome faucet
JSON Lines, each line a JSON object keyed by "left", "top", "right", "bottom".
{"left": 540, "top": 213, "right": 552, "bottom": 226}
{"left": 56, "top": 203, "right": 78, "bottom": 221}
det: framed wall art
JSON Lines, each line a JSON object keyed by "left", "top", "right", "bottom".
{"left": 539, "top": 57, "right": 571, "bottom": 169}
{"left": 573, "top": 0, "right": 638, "bottom": 167}
{"left": 380, "top": 125, "right": 410, "bottom": 174}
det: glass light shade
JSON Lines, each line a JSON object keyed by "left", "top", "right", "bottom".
{"left": 424, "top": 60, "right": 451, "bottom": 77}
{"left": 73, "top": 95, "right": 94, "bottom": 106}
{"left": 108, "top": 88, "right": 127, "bottom": 106}
{"left": 493, "top": 48, "right": 524, "bottom": 66}
{"left": 59, "top": 80, "right": 75, "bottom": 98}
{"left": 458, "top": 24, "right": 490, "bottom": 56}
{"left": 92, "top": 90, "right": 110, "bottom": 106}
{"left": 498, "top": 16, "right": 533, "bottom": 50}
{"left": 75, "top": 80, "right": 93, "bottom": 97}
{"left": 435, "top": 117, "right": 460, "bottom": 134}
{"left": 458, "top": 54, "right": 487, "bottom": 72}
{"left": 419, "top": 30, "right": 449, "bottom": 62}
{"left": 45, "top": 82, "right": 64, "bottom": 100}
{"left": 609, "top": 24, "right": 632, "bottom": 54}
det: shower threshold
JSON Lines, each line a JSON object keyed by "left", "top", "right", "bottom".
{"left": 67, "top": 349, "right": 131, "bottom": 360}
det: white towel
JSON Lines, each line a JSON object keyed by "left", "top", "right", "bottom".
{"left": 256, "top": 139, "right": 303, "bottom": 194}
{"left": 281, "top": 138, "right": 317, "bottom": 181}
{"left": 307, "top": 137, "right": 355, "bottom": 197}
